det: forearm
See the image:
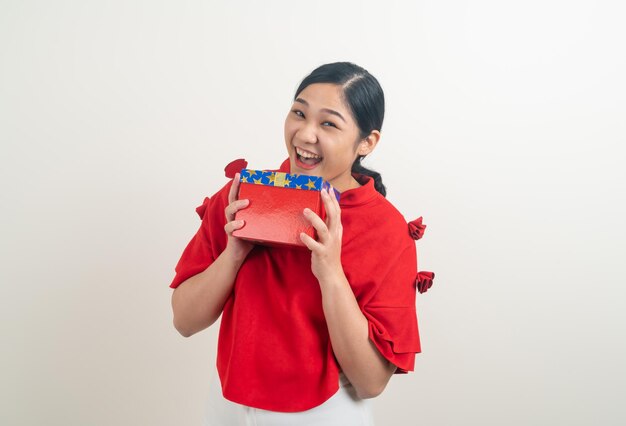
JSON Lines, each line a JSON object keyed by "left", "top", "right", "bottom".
{"left": 171, "top": 246, "right": 244, "bottom": 337}
{"left": 320, "top": 274, "right": 396, "bottom": 399}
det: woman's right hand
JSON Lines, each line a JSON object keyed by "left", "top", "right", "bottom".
{"left": 223, "top": 173, "right": 254, "bottom": 262}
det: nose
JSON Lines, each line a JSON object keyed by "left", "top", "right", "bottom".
{"left": 296, "top": 121, "right": 318, "bottom": 145}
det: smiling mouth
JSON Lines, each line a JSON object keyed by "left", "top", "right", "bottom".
{"left": 295, "top": 147, "right": 323, "bottom": 167}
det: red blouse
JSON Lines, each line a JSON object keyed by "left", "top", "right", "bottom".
{"left": 170, "top": 159, "right": 421, "bottom": 412}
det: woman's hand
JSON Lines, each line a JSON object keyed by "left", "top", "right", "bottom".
{"left": 300, "top": 187, "right": 344, "bottom": 283}
{"left": 223, "top": 173, "right": 254, "bottom": 262}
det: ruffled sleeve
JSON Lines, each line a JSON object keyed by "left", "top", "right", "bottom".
{"left": 362, "top": 245, "right": 421, "bottom": 374}
{"left": 169, "top": 181, "right": 232, "bottom": 289}
{"left": 195, "top": 197, "right": 210, "bottom": 220}
{"left": 224, "top": 158, "right": 248, "bottom": 178}
{"left": 408, "top": 216, "right": 426, "bottom": 240}
{"left": 416, "top": 271, "right": 435, "bottom": 294}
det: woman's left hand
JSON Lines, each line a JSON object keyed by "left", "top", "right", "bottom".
{"left": 300, "top": 187, "right": 344, "bottom": 283}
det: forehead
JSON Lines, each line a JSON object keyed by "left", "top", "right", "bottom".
{"left": 295, "top": 83, "right": 351, "bottom": 115}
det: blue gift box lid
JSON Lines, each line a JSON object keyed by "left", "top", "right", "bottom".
{"left": 239, "top": 169, "right": 340, "bottom": 200}
{"left": 240, "top": 169, "right": 321, "bottom": 190}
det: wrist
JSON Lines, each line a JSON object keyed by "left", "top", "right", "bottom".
{"left": 317, "top": 266, "right": 349, "bottom": 291}
{"left": 222, "top": 243, "right": 250, "bottom": 268}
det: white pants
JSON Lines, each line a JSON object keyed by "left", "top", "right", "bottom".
{"left": 203, "top": 371, "right": 375, "bottom": 426}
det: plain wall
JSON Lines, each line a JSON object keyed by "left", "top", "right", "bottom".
{"left": 1, "top": 0, "right": 625, "bottom": 425}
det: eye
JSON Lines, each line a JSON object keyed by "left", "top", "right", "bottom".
{"left": 322, "top": 121, "right": 337, "bottom": 128}
{"left": 291, "top": 109, "right": 305, "bottom": 118}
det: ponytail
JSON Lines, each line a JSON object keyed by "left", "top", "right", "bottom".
{"left": 352, "top": 156, "right": 386, "bottom": 197}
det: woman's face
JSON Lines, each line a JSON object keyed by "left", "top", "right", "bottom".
{"left": 284, "top": 83, "right": 365, "bottom": 192}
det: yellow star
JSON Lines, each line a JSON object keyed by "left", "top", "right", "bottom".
{"left": 254, "top": 177, "right": 262, "bottom": 184}
{"left": 268, "top": 174, "right": 276, "bottom": 185}
{"left": 306, "top": 179, "right": 316, "bottom": 190}
{"left": 241, "top": 176, "right": 248, "bottom": 183}
{"left": 295, "top": 184, "right": 302, "bottom": 189}
{"left": 284, "top": 178, "right": 291, "bottom": 187}
{"left": 249, "top": 170, "right": 258, "bottom": 177}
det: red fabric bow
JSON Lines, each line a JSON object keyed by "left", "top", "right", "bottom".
{"left": 415, "top": 271, "right": 435, "bottom": 294}
{"left": 195, "top": 197, "right": 210, "bottom": 219}
{"left": 408, "top": 217, "right": 426, "bottom": 240}
{"left": 224, "top": 158, "right": 248, "bottom": 179}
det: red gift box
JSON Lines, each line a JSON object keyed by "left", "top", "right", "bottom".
{"left": 233, "top": 169, "right": 337, "bottom": 248}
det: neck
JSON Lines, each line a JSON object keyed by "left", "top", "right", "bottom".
{"left": 331, "top": 175, "right": 361, "bottom": 193}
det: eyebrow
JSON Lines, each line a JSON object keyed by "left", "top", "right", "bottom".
{"left": 295, "top": 98, "right": 346, "bottom": 123}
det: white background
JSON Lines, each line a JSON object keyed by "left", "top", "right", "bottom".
{"left": 1, "top": 1, "right": 625, "bottom": 425}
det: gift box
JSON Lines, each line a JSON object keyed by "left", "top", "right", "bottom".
{"left": 233, "top": 169, "right": 338, "bottom": 248}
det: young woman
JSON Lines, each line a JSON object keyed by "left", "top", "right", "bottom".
{"left": 170, "top": 62, "right": 431, "bottom": 425}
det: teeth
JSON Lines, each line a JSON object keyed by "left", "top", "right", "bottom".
{"left": 296, "top": 147, "right": 321, "bottom": 159}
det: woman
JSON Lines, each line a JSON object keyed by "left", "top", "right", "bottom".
{"left": 170, "top": 62, "right": 430, "bottom": 425}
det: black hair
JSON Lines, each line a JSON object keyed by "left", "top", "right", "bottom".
{"left": 294, "top": 62, "right": 387, "bottom": 196}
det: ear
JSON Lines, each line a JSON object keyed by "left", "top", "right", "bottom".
{"left": 357, "top": 130, "right": 381, "bottom": 156}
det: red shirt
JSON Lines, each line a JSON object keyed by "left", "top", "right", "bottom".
{"left": 170, "top": 160, "right": 421, "bottom": 412}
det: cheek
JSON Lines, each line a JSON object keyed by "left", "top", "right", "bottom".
{"left": 284, "top": 120, "right": 296, "bottom": 140}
